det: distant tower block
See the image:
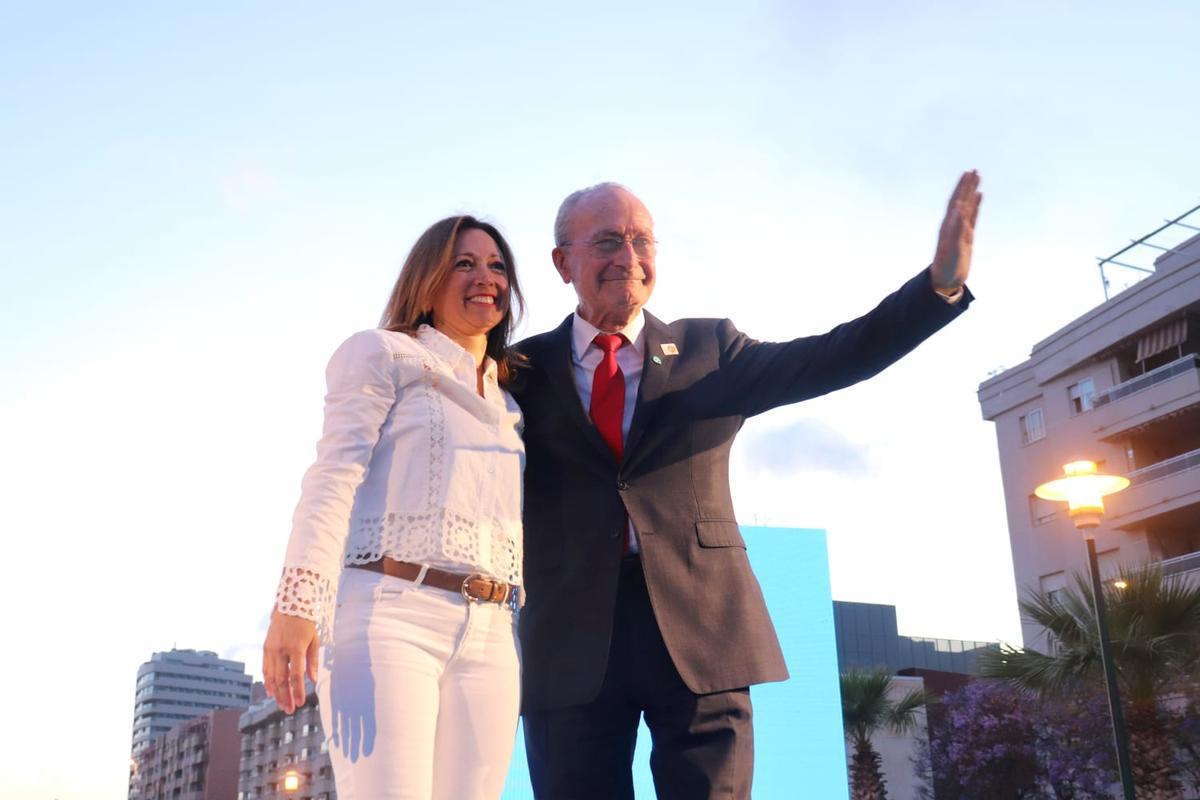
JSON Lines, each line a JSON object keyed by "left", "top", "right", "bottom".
{"left": 129, "top": 648, "right": 254, "bottom": 756}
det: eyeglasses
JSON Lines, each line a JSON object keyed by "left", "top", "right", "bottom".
{"left": 560, "top": 234, "right": 657, "bottom": 257}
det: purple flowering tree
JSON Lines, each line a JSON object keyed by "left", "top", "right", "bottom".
{"left": 1032, "top": 689, "right": 1118, "bottom": 799}
{"left": 980, "top": 566, "right": 1200, "bottom": 797}
{"left": 915, "top": 680, "right": 1115, "bottom": 799}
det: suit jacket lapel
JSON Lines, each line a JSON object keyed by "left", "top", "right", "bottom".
{"left": 542, "top": 313, "right": 616, "bottom": 463}
{"left": 624, "top": 311, "right": 676, "bottom": 464}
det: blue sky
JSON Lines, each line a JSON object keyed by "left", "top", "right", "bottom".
{"left": 3, "top": 2, "right": 1199, "bottom": 797}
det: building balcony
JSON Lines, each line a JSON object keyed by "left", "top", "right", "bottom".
{"left": 1091, "top": 354, "right": 1200, "bottom": 441}
{"left": 1107, "top": 446, "right": 1200, "bottom": 530}
{"left": 1161, "top": 550, "right": 1200, "bottom": 578}
{"left": 1130, "top": 447, "right": 1200, "bottom": 485}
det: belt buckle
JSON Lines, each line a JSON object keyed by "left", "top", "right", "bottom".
{"left": 462, "top": 574, "right": 519, "bottom": 610}
{"left": 461, "top": 574, "right": 488, "bottom": 603}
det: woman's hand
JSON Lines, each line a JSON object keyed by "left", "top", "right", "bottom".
{"left": 262, "top": 610, "right": 319, "bottom": 714}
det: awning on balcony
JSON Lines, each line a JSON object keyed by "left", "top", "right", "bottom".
{"left": 1136, "top": 317, "right": 1188, "bottom": 362}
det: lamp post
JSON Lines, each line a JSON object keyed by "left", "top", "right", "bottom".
{"left": 1035, "top": 460, "right": 1136, "bottom": 799}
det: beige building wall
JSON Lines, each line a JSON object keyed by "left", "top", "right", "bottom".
{"left": 129, "top": 708, "right": 243, "bottom": 800}
{"left": 979, "top": 231, "right": 1200, "bottom": 648}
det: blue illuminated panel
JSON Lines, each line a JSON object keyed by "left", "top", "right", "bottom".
{"left": 501, "top": 526, "right": 848, "bottom": 798}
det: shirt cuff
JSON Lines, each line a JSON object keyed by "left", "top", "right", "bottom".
{"left": 934, "top": 285, "right": 965, "bottom": 304}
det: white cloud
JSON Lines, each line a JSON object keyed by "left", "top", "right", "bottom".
{"left": 741, "top": 418, "right": 871, "bottom": 477}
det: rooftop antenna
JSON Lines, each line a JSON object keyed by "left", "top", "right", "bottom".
{"left": 1097, "top": 203, "right": 1200, "bottom": 301}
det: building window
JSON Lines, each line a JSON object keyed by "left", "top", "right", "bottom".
{"left": 1039, "top": 571, "right": 1066, "bottom": 606}
{"left": 1097, "top": 547, "right": 1121, "bottom": 581}
{"left": 1068, "top": 378, "right": 1095, "bottom": 414}
{"left": 1028, "top": 494, "right": 1056, "bottom": 526}
{"left": 1020, "top": 408, "right": 1046, "bottom": 444}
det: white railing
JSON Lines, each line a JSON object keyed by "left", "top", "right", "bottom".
{"left": 1092, "top": 353, "right": 1199, "bottom": 407}
{"left": 1128, "top": 446, "right": 1200, "bottom": 485}
{"left": 1160, "top": 551, "right": 1200, "bottom": 578}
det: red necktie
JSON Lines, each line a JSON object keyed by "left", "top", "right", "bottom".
{"left": 590, "top": 333, "right": 626, "bottom": 460}
{"left": 591, "top": 333, "right": 629, "bottom": 552}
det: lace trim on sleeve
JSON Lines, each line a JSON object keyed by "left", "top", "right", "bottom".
{"left": 274, "top": 567, "right": 336, "bottom": 641}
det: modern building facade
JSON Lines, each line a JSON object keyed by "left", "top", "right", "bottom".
{"left": 129, "top": 708, "right": 242, "bottom": 800}
{"left": 131, "top": 649, "right": 255, "bottom": 755}
{"left": 833, "top": 600, "right": 996, "bottom": 675}
{"left": 979, "top": 228, "right": 1200, "bottom": 646}
{"left": 238, "top": 688, "right": 336, "bottom": 800}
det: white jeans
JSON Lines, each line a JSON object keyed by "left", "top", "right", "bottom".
{"left": 317, "top": 567, "right": 521, "bottom": 799}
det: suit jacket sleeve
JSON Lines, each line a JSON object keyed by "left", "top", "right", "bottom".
{"left": 710, "top": 267, "right": 969, "bottom": 418}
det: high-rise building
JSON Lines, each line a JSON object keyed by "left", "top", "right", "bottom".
{"left": 129, "top": 708, "right": 243, "bottom": 800}
{"left": 131, "top": 649, "right": 255, "bottom": 755}
{"left": 238, "top": 687, "right": 336, "bottom": 800}
{"left": 833, "top": 600, "right": 996, "bottom": 675}
{"left": 979, "top": 224, "right": 1200, "bottom": 646}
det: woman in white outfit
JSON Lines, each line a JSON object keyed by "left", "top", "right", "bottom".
{"left": 262, "top": 215, "right": 526, "bottom": 799}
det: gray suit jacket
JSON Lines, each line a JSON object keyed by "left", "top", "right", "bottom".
{"left": 512, "top": 268, "right": 970, "bottom": 712}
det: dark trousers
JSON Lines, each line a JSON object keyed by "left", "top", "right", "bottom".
{"left": 523, "top": 557, "right": 754, "bottom": 799}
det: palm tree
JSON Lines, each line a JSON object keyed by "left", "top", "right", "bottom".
{"left": 980, "top": 565, "right": 1200, "bottom": 799}
{"left": 840, "top": 668, "right": 928, "bottom": 800}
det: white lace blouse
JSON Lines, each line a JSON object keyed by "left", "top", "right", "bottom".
{"left": 273, "top": 325, "right": 525, "bottom": 641}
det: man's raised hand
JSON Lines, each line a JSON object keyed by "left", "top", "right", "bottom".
{"left": 930, "top": 170, "right": 982, "bottom": 293}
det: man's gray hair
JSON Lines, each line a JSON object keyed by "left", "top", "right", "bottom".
{"left": 553, "top": 181, "right": 632, "bottom": 246}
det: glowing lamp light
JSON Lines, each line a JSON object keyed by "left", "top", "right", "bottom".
{"left": 1034, "top": 460, "right": 1130, "bottom": 530}
{"left": 1113, "top": 579, "right": 1129, "bottom": 590}
{"left": 283, "top": 770, "right": 300, "bottom": 793}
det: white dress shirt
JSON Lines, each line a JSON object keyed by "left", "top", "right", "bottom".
{"left": 570, "top": 311, "right": 645, "bottom": 552}
{"left": 275, "top": 325, "right": 525, "bottom": 641}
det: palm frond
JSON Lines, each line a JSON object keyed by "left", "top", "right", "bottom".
{"left": 840, "top": 668, "right": 927, "bottom": 744}
{"left": 986, "top": 562, "right": 1200, "bottom": 704}
{"left": 887, "top": 688, "right": 929, "bottom": 735}
{"left": 978, "top": 642, "right": 1097, "bottom": 694}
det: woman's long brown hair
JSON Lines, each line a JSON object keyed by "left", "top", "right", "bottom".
{"left": 380, "top": 216, "right": 525, "bottom": 385}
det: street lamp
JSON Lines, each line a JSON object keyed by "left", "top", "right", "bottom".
{"left": 283, "top": 769, "right": 301, "bottom": 795}
{"left": 1035, "top": 459, "right": 1135, "bottom": 799}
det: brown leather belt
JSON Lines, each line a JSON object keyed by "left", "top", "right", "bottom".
{"left": 354, "top": 558, "right": 519, "bottom": 609}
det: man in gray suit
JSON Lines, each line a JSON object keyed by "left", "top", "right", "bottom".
{"left": 513, "top": 172, "right": 982, "bottom": 799}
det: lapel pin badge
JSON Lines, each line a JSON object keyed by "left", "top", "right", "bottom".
{"left": 651, "top": 355, "right": 663, "bottom": 364}
{"left": 660, "top": 343, "right": 679, "bottom": 356}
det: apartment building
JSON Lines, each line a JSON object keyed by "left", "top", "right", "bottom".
{"left": 238, "top": 688, "right": 336, "bottom": 800}
{"left": 978, "top": 227, "right": 1200, "bottom": 646}
{"left": 128, "top": 708, "right": 242, "bottom": 800}
{"left": 131, "top": 649, "right": 255, "bottom": 755}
